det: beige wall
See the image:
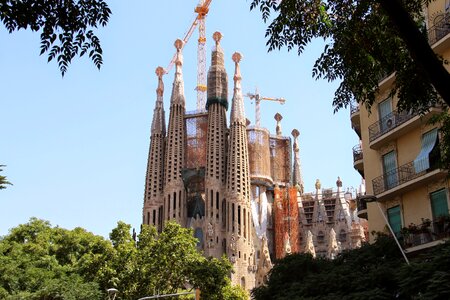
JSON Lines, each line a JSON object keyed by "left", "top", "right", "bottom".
{"left": 358, "top": 0, "right": 450, "bottom": 242}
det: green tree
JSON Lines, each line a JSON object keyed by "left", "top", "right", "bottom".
{"left": 252, "top": 235, "right": 450, "bottom": 300}
{"left": 0, "top": 218, "right": 107, "bottom": 299}
{"left": 0, "top": 165, "right": 12, "bottom": 190}
{"left": 250, "top": 0, "right": 450, "bottom": 168}
{"left": 0, "top": 219, "right": 245, "bottom": 299}
{"left": 250, "top": 0, "right": 446, "bottom": 111}
{"left": 0, "top": 0, "right": 111, "bottom": 76}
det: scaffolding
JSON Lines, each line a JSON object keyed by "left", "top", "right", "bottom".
{"left": 247, "top": 127, "right": 272, "bottom": 184}
{"left": 269, "top": 135, "right": 292, "bottom": 185}
{"left": 185, "top": 111, "right": 208, "bottom": 169}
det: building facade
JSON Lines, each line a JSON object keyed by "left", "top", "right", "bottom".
{"left": 351, "top": 0, "right": 450, "bottom": 252}
{"left": 143, "top": 32, "right": 367, "bottom": 291}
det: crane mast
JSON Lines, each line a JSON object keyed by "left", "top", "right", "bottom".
{"left": 245, "top": 88, "right": 286, "bottom": 128}
{"left": 163, "top": 0, "right": 212, "bottom": 112}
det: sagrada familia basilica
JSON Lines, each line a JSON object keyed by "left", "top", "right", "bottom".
{"left": 142, "top": 32, "right": 367, "bottom": 291}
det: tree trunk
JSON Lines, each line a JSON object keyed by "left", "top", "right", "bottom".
{"left": 378, "top": 0, "right": 450, "bottom": 106}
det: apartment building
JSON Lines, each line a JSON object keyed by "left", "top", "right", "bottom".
{"left": 352, "top": 0, "right": 450, "bottom": 252}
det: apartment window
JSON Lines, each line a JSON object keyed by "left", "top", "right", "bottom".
{"left": 387, "top": 205, "right": 402, "bottom": 237}
{"left": 383, "top": 151, "right": 398, "bottom": 190}
{"left": 414, "top": 128, "right": 439, "bottom": 173}
{"left": 379, "top": 97, "right": 393, "bottom": 132}
{"left": 431, "top": 189, "right": 449, "bottom": 219}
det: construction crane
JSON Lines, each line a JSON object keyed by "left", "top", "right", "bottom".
{"left": 163, "top": 0, "right": 212, "bottom": 112}
{"left": 245, "top": 88, "right": 286, "bottom": 128}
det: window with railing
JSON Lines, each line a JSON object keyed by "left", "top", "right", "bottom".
{"left": 369, "top": 109, "right": 419, "bottom": 142}
{"left": 427, "top": 12, "right": 450, "bottom": 45}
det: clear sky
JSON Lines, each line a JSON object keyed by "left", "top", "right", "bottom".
{"left": 0, "top": 0, "right": 362, "bottom": 238}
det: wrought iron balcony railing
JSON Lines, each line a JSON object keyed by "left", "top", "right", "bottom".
{"left": 368, "top": 109, "right": 419, "bottom": 142}
{"left": 352, "top": 144, "right": 363, "bottom": 163}
{"left": 428, "top": 12, "right": 450, "bottom": 45}
{"left": 372, "top": 159, "right": 441, "bottom": 195}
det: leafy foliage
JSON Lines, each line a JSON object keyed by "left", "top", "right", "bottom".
{"left": 0, "top": 0, "right": 111, "bottom": 76}
{"left": 0, "top": 165, "right": 12, "bottom": 190}
{"left": 252, "top": 235, "right": 450, "bottom": 300}
{"left": 0, "top": 219, "right": 244, "bottom": 299}
{"left": 250, "top": 0, "right": 441, "bottom": 112}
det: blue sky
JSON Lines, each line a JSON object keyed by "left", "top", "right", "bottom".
{"left": 0, "top": 0, "right": 362, "bottom": 238}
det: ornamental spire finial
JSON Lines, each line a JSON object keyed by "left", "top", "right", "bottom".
{"left": 174, "top": 39, "right": 184, "bottom": 67}
{"left": 155, "top": 66, "right": 164, "bottom": 97}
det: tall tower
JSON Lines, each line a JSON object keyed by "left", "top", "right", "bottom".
{"left": 164, "top": 39, "right": 187, "bottom": 224}
{"left": 292, "top": 128, "right": 304, "bottom": 194}
{"left": 226, "top": 52, "right": 255, "bottom": 289}
{"left": 204, "top": 32, "right": 228, "bottom": 257}
{"left": 143, "top": 67, "right": 166, "bottom": 231}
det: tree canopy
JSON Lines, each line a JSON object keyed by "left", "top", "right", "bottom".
{"left": 0, "top": 218, "right": 247, "bottom": 299}
{"left": 250, "top": 0, "right": 446, "bottom": 112}
{"left": 252, "top": 234, "right": 450, "bottom": 299}
{"left": 0, "top": 165, "right": 12, "bottom": 190}
{"left": 0, "top": 0, "right": 111, "bottom": 76}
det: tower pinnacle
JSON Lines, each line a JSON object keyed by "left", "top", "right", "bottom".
{"left": 230, "top": 52, "right": 245, "bottom": 123}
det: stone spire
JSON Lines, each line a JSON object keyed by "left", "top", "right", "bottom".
{"left": 275, "top": 113, "right": 283, "bottom": 136}
{"left": 291, "top": 129, "right": 304, "bottom": 194}
{"left": 206, "top": 32, "right": 228, "bottom": 110}
{"left": 230, "top": 52, "right": 245, "bottom": 124}
{"left": 151, "top": 67, "right": 166, "bottom": 135}
{"left": 204, "top": 32, "right": 229, "bottom": 258}
{"left": 170, "top": 39, "right": 185, "bottom": 106}
{"left": 142, "top": 67, "right": 167, "bottom": 230}
{"left": 205, "top": 32, "right": 228, "bottom": 188}
{"left": 226, "top": 52, "right": 254, "bottom": 287}
{"left": 164, "top": 39, "right": 187, "bottom": 223}
{"left": 227, "top": 52, "right": 250, "bottom": 198}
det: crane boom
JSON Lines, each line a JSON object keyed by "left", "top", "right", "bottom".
{"left": 245, "top": 88, "right": 286, "bottom": 128}
{"left": 163, "top": 0, "right": 213, "bottom": 112}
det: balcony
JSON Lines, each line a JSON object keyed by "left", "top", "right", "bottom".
{"left": 428, "top": 12, "right": 450, "bottom": 46}
{"left": 402, "top": 217, "right": 450, "bottom": 253}
{"left": 356, "top": 196, "right": 368, "bottom": 219}
{"left": 350, "top": 102, "right": 361, "bottom": 138}
{"left": 372, "top": 161, "right": 447, "bottom": 201}
{"left": 368, "top": 108, "right": 441, "bottom": 149}
{"left": 352, "top": 144, "right": 364, "bottom": 177}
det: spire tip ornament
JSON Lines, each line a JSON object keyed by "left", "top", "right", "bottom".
{"left": 232, "top": 52, "right": 242, "bottom": 64}
{"left": 174, "top": 39, "right": 184, "bottom": 50}
{"left": 155, "top": 66, "right": 165, "bottom": 78}
{"left": 213, "top": 31, "right": 222, "bottom": 45}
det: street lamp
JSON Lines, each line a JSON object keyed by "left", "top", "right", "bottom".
{"left": 360, "top": 195, "right": 410, "bottom": 265}
{"left": 107, "top": 288, "right": 118, "bottom": 300}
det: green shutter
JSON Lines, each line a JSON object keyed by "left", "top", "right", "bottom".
{"left": 431, "top": 189, "right": 449, "bottom": 219}
{"left": 383, "top": 151, "right": 398, "bottom": 189}
{"left": 387, "top": 206, "right": 402, "bottom": 237}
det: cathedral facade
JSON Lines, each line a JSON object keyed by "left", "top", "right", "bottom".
{"left": 142, "top": 32, "right": 367, "bottom": 291}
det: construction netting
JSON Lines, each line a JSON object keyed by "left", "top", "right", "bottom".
{"left": 247, "top": 127, "right": 272, "bottom": 182}
{"left": 185, "top": 111, "right": 208, "bottom": 169}
{"left": 269, "top": 135, "right": 292, "bottom": 185}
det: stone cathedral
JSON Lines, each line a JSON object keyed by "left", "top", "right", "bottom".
{"left": 142, "top": 32, "right": 367, "bottom": 291}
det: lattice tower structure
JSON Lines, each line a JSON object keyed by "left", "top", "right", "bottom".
{"left": 226, "top": 52, "right": 255, "bottom": 289}
{"left": 194, "top": 0, "right": 209, "bottom": 111}
{"left": 164, "top": 40, "right": 187, "bottom": 224}
{"left": 143, "top": 67, "right": 166, "bottom": 231}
